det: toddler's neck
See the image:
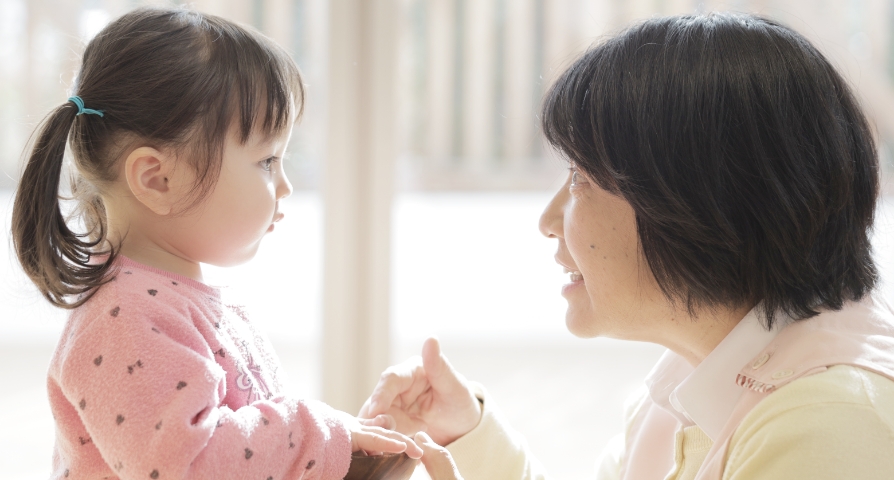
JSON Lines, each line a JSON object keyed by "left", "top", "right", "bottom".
{"left": 116, "top": 240, "right": 204, "bottom": 282}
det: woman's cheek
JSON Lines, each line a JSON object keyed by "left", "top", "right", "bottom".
{"left": 566, "top": 206, "right": 599, "bottom": 256}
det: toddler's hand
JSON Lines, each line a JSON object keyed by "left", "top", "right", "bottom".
{"left": 345, "top": 415, "right": 423, "bottom": 459}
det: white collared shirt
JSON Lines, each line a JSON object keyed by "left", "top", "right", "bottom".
{"left": 643, "top": 308, "right": 782, "bottom": 440}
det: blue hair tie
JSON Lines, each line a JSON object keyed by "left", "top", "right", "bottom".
{"left": 68, "top": 96, "right": 104, "bottom": 117}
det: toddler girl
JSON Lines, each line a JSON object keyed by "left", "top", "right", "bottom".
{"left": 11, "top": 7, "right": 420, "bottom": 480}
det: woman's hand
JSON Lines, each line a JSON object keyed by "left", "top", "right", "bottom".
{"left": 359, "top": 338, "right": 482, "bottom": 446}
{"left": 415, "top": 432, "right": 464, "bottom": 480}
{"left": 346, "top": 416, "right": 423, "bottom": 458}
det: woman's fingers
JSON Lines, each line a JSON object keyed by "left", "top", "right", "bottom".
{"left": 357, "top": 397, "right": 375, "bottom": 419}
{"left": 358, "top": 339, "right": 480, "bottom": 448}
{"left": 383, "top": 406, "right": 429, "bottom": 436}
{"left": 361, "top": 338, "right": 465, "bottom": 420}
{"left": 398, "top": 364, "right": 435, "bottom": 408}
{"left": 352, "top": 426, "right": 424, "bottom": 459}
{"left": 415, "top": 432, "right": 464, "bottom": 480}
{"left": 361, "top": 356, "right": 425, "bottom": 418}
{"left": 421, "top": 337, "right": 464, "bottom": 395}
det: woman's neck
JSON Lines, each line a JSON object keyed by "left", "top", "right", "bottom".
{"left": 657, "top": 303, "right": 754, "bottom": 367}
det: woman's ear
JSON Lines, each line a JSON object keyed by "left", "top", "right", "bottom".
{"left": 122, "top": 147, "right": 180, "bottom": 216}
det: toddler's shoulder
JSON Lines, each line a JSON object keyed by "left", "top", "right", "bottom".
{"left": 74, "top": 269, "right": 182, "bottom": 322}
{"left": 63, "top": 265, "right": 221, "bottom": 347}
{"left": 89, "top": 264, "right": 217, "bottom": 313}
{"left": 53, "top": 265, "right": 224, "bottom": 377}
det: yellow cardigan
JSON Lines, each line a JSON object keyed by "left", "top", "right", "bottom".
{"left": 447, "top": 365, "right": 894, "bottom": 480}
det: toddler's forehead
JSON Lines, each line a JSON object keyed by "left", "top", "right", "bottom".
{"left": 224, "top": 125, "right": 292, "bottom": 151}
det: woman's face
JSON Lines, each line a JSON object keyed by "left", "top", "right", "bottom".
{"left": 539, "top": 165, "right": 670, "bottom": 340}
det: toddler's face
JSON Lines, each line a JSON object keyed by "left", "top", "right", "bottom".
{"left": 166, "top": 126, "right": 294, "bottom": 267}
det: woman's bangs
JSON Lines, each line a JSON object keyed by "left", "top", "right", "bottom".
{"left": 541, "top": 44, "right": 622, "bottom": 193}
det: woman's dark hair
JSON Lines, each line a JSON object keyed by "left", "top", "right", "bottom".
{"left": 12, "top": 7, "right": 303, "bottom": 308}
{"left": 541, "top": 13, "right": 879, "bottom": 328}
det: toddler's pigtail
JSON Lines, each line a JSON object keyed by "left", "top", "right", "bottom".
{"left": 12, "top": 102, "right": 114, "bottom": 309}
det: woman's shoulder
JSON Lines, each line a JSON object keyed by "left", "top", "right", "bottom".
{"left": 746, "top": 365, "right": 894, "bottom": 420}
{"left": 725, "top": 365, "right": 894, "bottom": 479}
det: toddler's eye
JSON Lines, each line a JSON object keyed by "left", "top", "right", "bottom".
{"left": 259, "top": 157, "right": 278, "bottom": 172}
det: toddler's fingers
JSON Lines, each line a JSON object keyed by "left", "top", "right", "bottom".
{"left": 415, "top": 432, "right": 463, "bottom": 480}
{"left": 353, "top": 430, "right": 406, "bottom": 455}
{"left": 358, "top": 414, "right": 396, "bottom": 430}
{"left": 376, "top": 427, "right": 424, "bottom": 459}
{"left": 355, "top": 427, "right": 423, "bottom": 459}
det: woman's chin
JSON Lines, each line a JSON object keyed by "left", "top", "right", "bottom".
{"left": 564, "top": 309, "right": 601, "bottom": 338}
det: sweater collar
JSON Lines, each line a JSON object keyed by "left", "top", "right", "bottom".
{"left": 115, "top": 255, "right": 221, "bottom": 297}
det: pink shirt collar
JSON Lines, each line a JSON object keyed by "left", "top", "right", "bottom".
{"left": 643, "top": 308, "right": 782, "bottom": 440}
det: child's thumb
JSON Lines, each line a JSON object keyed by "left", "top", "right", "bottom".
{"left": 415, "top": 432, "right": 463, "bottom": 480}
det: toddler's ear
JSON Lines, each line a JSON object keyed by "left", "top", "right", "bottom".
{"left": 123, "top": 146, "right": 181, "bottom": 216}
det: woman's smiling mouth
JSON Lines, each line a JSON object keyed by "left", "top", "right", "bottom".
{"left": 561, "top": 266, "right": 585, "bottom": 295}
{"left": 568, "top": 271, "right": 583, "bottom": 282}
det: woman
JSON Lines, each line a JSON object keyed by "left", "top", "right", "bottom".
{"left": 360, "top": 12, "right": 894, "bottom": 480}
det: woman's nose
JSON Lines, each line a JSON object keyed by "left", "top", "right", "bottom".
{"left": 539, "top": 184, "right": 566, "bottom": 239}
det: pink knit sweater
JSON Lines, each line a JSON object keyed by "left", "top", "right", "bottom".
{"left": 47, "top": 256, "right": 351, "bottom": 480}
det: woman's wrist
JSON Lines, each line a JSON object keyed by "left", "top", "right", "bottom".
{"left": 439, "top": 390, "right": 484, "bottom": 446}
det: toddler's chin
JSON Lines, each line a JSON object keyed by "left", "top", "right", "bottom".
{"left": 203, "top": 247, "right": 262, "bottom": 269}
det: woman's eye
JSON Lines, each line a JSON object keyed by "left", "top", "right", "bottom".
{"left": 570, "top": 169, "right": 587, "bottom": 186}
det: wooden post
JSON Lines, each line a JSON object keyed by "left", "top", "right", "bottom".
{"left": 427, "top": 0, "right": 456, "bottom": 167}
{"left": 321, "top": 0, "right": 398, "bottom": 414}
{"left": 463, "top": 0, "right": 496, "bottom": 171}
{"left": 504, "top": 0, "right": 536, "bottom": 164}
{"left": 262, "top": 0, "right": 293, "bottom": 46}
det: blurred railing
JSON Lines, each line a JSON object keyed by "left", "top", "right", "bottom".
{"left": 0, "top": 0, "right": 330, "bottom": 188}
{"left": 1, "top": 0, "right": 893, "bottom": 191}
{"left": 393, "top": 0, "right": 894, "bottom": 191}
{"left": 396, "top": 0, "right": 554, "bottom": 190}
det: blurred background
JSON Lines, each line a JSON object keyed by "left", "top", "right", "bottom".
{"left": 1, "top": 0, "right": 893, "bottom": 479}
